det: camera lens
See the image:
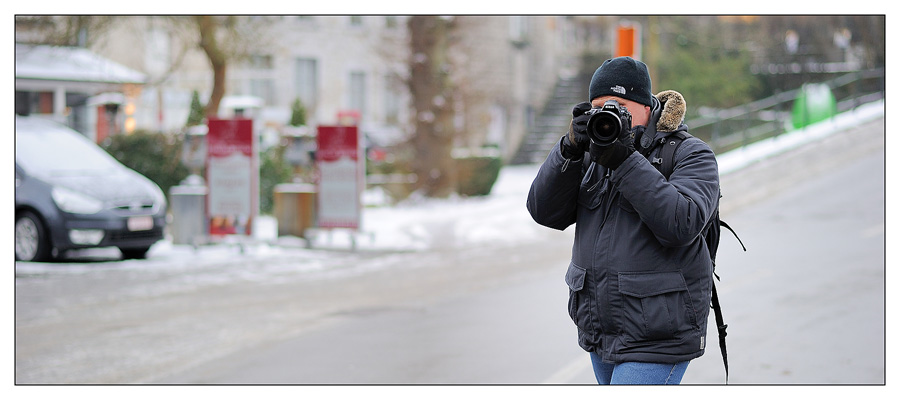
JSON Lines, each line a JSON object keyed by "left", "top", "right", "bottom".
{"left": 586, "top": 111, "right": 622, "bottom": 146}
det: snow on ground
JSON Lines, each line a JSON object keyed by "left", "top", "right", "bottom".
{"left": 327, "top": 99, "right": 884, "bottom": 254}
{"left": 716, "top": 100, "right": 884, "bottom": 175}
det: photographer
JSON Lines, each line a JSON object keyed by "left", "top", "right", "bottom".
{"left": 526, "top": 57, "right": 719, "bottom": 384}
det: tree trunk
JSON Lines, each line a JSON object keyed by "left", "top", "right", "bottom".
{"left": 196, "top": 16, "right": 228, "bottom": 119}
{"left": 407, "top": 16, "right": 457, "bottom": 198}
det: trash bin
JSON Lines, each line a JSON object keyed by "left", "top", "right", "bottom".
{"left": 274, "top": 183, "right": 317, "bottom": 239}
{"left": 791, "top": 83, "right": 837, "bottom": 130}
{"left": 169, "top": 178, "right": 208, "bottom": 245}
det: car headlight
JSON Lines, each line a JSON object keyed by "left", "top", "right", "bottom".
{"left": 52, "top": 186, "right": 104, "bottom": 214}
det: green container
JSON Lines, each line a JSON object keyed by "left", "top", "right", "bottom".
{"left": 453, "top": 148, "right": 502, "bottom": 197}
{"left": 791, "top": 83, "right": 837, "bottom": 129}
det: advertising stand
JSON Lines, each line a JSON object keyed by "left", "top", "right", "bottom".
{"left": 315, "top": 125, "right": 364, "bottom": 247}
{"left": 206, "top": 118, "right": 258, "bottom": 240}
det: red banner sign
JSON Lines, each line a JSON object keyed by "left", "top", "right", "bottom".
{"left": 206, "top": 119, "right": 257, "bottom": 236}
{"left": 316, "top": 125, "right": 362, "bottom": 229}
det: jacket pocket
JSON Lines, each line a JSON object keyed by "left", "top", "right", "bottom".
{"left": 617, "top": 271, "right": 697, "bottom": 342}
{"left": 565, "top": 262, "right": 592, "bottom": 330}
{"left": 576, "top": 169, "right": 607, "bottom": 210}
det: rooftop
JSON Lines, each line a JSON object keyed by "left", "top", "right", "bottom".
{"left": 15, "top": 43, "right": 146, "bottom": 84}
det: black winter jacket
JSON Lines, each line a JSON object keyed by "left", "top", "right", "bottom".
{"left": 526, "top": 91, "right": 720, "bottom": 364}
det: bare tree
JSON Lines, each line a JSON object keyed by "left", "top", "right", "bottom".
{"left": 16, "top": 15, "right": 274, "bottom": 120}
{"left": 194, "top": 16, "right": 229, "bottom": 119}
{"left": 15, "top": 15, "right": 114, "bottom": 47}
{"left": 187, "top": 16, "right": 275, "bottom": 119}
{"left": 406, "top": 16, "right": 459, "bottom": 198}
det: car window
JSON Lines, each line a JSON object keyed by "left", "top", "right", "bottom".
{"left": 16, "top": 119, "right": 123, "bottom": 177}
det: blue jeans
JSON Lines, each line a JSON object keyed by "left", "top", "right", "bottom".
{"left": 590, "top": 352, "right": 689, "bottom": 384}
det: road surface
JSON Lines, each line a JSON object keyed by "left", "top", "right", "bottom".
{"left": 15, "top": 117, "right": 884, "bottom": 385}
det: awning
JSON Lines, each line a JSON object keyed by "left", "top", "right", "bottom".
{"left": 15, "top": 43, "right": 147, "bottom": 84}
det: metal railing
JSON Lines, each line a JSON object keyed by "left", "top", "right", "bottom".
{"left": 687, "top": 68, "right": 885, "bottom": 154}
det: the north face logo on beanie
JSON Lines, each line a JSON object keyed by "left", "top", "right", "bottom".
{"left": 589, "top": 57, "right": 653, "bottom": 107}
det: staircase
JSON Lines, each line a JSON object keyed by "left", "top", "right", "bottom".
{"left": 509, "top": 72, "right": 590, "bottom": 165}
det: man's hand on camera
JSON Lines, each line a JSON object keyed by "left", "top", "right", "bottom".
{"left": 590, "top": 140, "right": 635, "bottom": 170}
{"left": 561, "top": 102, "right": 592, "bottom": 159}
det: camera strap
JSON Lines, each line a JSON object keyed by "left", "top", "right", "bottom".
{"left": 636, "top": 98, "right": 663, "bottom": 156}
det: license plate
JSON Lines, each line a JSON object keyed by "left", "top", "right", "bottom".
{"left": 127, "top": 216, "right": 153, "bottom": 231}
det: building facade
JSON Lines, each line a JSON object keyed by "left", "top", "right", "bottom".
{"left": 23, "top": 16, "right": 581, "bottom": 162}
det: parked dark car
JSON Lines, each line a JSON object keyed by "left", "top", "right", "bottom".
{"left": 15, "top": 115, "right": 167, "bottom": 261}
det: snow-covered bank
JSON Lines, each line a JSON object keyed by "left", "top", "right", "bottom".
{"left": 290, "top": 99, "right": 884, "bottom": 253}
{"left": 716, "top": 100, "right": 883, "bottom": 175}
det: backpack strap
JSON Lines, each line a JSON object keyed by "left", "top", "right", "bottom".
{"left": 651, "top": 131, "right": 692, "bottom": 179}
{"left": 711, "top": 281, "right": 729, "bottom": 383}
{"left": 645, "top": 130, "right": 738, "bottom": 383}
{"left": 720, "top": 220, "right": 747, "bottom": 252}
{"left": 713, "top": 219, "right": 746, "bottom": 385}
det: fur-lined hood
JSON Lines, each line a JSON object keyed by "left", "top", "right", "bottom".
{"left": 635, "top": 90, "right": 686, "bottom": 151}
{"left": 654, "top": 90, "right": 686, "bottom": 132}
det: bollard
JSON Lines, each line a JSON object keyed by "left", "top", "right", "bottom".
{"left": 169, "top": 178, "right": 208, "bottom": 246}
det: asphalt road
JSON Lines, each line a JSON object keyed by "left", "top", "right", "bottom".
{"left": 15, "top": 117, "right": 884, "bottom": 385}
{"left": 159, "top": 117, "right": 885, "bottom": 385}
{"left": 683, "top": 118, "right": 885, "bottom": 384}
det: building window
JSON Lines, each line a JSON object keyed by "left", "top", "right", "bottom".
{"left": 384, "top": 74, "right": 400, "bottom": 124}
{"left": 294, "top": 58, "right": 318, "bottom": 113}
{"left": 247, "top": 54, "right": 274, "bottom": 69}
{"left": 250, "top": 79, "right": 275, "bottom": 105}
{"left": 509, "top": 16, "right": 529, "bottom": 47}
{"left": 35, "top": 92, "right": 53, "bottom": 114}
{"left": 385, "top": 16, "right": 398, "bottom": 29}
{"left": 144, "top": 28, "right": 170, "bottom": 76}
{"left": 348, "top": 71, "right": 366, "bottom": 118}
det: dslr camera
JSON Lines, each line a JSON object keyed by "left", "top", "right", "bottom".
{"left": 584, "top": 100, "right": 633, "bottom": 147}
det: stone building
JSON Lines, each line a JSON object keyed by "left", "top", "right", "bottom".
{"left": 83, "top": 16, "right": 580, "bottom": 162}
{"left": 16, "top": 16, "right": 585, "bottom": 162}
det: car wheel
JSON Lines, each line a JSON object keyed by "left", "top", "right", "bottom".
{"left": 120, "top": 247, "right": 150, "bottom": 260}
{"left": 15, "top": 211, "right": 52, "bottom": 262}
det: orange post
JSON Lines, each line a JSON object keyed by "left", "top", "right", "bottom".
{"left": 616, "top": 25, "right": 636, "bottom": 58}
{"left": 615, "top": 23, "right": 642, "bottom": 59}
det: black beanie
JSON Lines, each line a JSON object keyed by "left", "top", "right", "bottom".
{"left": 588, "top": 56, "right": 653, "bottom": 107}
